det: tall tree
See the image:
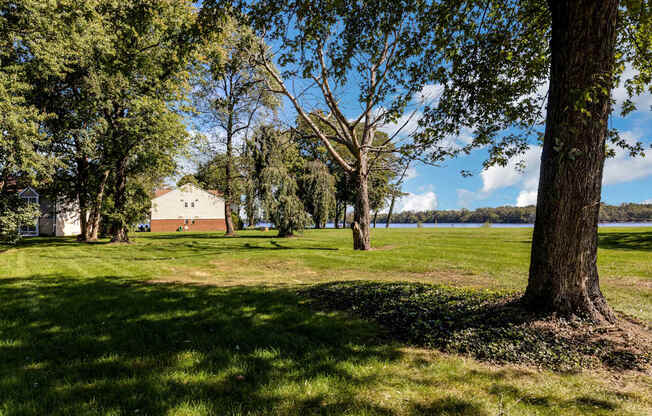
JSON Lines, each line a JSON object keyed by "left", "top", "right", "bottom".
{"left": 247, "top": 1, "right": 477, "bottom": 250}
{"left": 191, "top": 17, "right": 278, "bottom": 236}
{"left": 524, "top": 0, "right": 620, "bottom": 322}
{"left": 96, "top": 0, "right": 197, "bottom": 243}
{"left": 417, "top": 0, "right": 649, "bottom": 321}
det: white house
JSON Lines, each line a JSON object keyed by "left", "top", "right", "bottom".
{"left": 18, "top": 187, "right": 82, "bottom": 237}
{"left": 150, "top": 183, "right": 226, "bottom": 232}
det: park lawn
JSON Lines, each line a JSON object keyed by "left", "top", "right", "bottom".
{"left": 0, "top": 227, "right": 650, "bottom": 415}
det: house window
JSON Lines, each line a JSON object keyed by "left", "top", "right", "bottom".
{"left": 185, "top": 219, "right": 188, "bottom": 224}
{"left": 191, "top": 219, "right": 195, "bottom": 224}
{"left": 18, "top": 191, "right": 39, "bottom": 236}
{"left": 191, "top": 202, "right": 195, "bottom": 208}
{"left": 184, "top": 202, "right": 188, "bottom": 208}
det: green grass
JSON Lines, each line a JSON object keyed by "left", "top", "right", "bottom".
{"left": 1, "top": 227, "right": 651, "bottom": 415}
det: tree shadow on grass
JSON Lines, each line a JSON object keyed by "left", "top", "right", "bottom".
{"left": 598, "top": 231, "right": 652, "bottom": 251}
{"left": 0, "top": 275, "right": 494, "bottom": 416}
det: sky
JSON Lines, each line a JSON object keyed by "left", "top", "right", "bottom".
{"left": 271, "top": 74, "right": 652, "bottom": 213}
{"left": 183, "top": 11, "right": 652, "bottom": 213}
{"left": 388, "top": 86, "right": 652, "bottom": 212}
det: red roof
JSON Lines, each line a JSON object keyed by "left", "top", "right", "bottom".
{"left": 207, "top": 190, "right": 223, "bottom": 197}
{"left": 154, "top": 189, "right": 173, "bottom": 198}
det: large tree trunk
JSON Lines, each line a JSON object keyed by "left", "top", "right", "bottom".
{"left": 524, "top": 0, "right": 618, "bottom": 323}
{"left": 75, "top": 154, "right": 89, "bottom": 241}
{"left": 110, "top": 159, "right": 130, "bottom": 243}
{"left": 351, "top": 154, "right": 371, "bottom": 250}
{"left": 86, "top": 169, "right": 109, "bottom": 241}
{"left": 224, "top": 131, "right": 236, "bottom": 236}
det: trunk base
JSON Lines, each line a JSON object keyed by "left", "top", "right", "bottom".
{"left": 351, "top": 222, "right": 371, "bottom": 250}
{"left": 523, "top": 288, "right": 616, "bottom": 324}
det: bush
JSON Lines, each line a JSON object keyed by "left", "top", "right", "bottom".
{"left": 0, "top": 195, "right": 40, "bottom": 244}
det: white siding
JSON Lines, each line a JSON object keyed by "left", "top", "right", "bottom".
{"left": 151, "top": 184, "right": 225, "bottom": 220}
{"left": 55, "top": 201, "right": 82, "bottom": 236}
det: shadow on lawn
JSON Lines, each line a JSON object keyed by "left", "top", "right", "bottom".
{"left": 598, "top": 231, "right": 652, "bottom": 251}
{"left": 0, "top": 275, "right": 491, "bottom": 416}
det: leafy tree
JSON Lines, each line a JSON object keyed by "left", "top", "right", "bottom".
{"left": 249, "top": 125, "right": 309, "bottom": 236}
{"left": 246, "top": 0, "right": 480, "bottom": 249}
{"left": 93, "top": 1, "right": 198, "bottom": 243}
{"left": 191, "top": 16, "right": 279, "bottom": 236}
{"left": 299, "top": 160, "right": 336, "bottom": 228}
{"left": 415, "top": 0, "right": 650, "bottom": 321}
{"left": 0, "top": 195, "right": 40, "bottom": 244}
{"left": 177, "top": 174, "right": 200, "bottom": 188}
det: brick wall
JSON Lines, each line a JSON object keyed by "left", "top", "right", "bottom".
{"left": 150, "top": 218, "right": 226, "bottom": 232}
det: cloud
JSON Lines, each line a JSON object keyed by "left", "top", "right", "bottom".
{"left": 602, "top": 131, "right": 652, "bottom": 186}
{"left": 480, "top": 146, "right": 542, "bottom": 195}
{"left": 396, "top": 191, "right": 438, "bottom": 212}
{"left": 516, "top": 190, "right": 538, "bottom": 207}
{"left": 642, "top": 199, "right": 652, "bottom": 204}
{"left": 405, "top": 166, "right": 418, "bottom": 181}
{"left": 475, "top": 130, "right": 652, "bottom": 206}
{"left": 456, "top": 188, "right": 475, "bottom": 209}
{"left": 417, "top": 84, "right": 444, "bottom": 104}
{"left": 612, "top": 65, "right": 652, "bottom": 114}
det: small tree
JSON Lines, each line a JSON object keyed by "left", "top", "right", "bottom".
{"left": 0, "top": 195, "right": 40, "bottom": 245}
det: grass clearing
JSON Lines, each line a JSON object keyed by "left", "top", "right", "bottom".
{"left": 1, "top": 227, "right": 651, "bottom": 415}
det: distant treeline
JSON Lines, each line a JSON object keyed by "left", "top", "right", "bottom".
{"left": 372, "top": 203, "right": 652, "bottom": 224}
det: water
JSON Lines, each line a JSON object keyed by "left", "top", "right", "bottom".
{"left": 257, "top": 222, "right": 652, "bottom": 229}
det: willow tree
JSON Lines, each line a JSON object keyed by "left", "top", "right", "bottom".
{"left": 249, "top": 125, "right": 310, "bottom": 237}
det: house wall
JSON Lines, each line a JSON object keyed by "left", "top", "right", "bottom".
{"left": 55, "top": 201, "right": 82, "bottom": 236}
{"left": 150, "top": 218, "right": 226, "bottom": 232}
{"left": 151, "top": 184, "right": 225, "bottom": 221}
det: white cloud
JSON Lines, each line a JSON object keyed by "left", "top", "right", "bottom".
{"left": 405, "top": 166, "right": 418, "bottom": 181}
{"left": 475, "top": 130, "right": 652, "bottom": 206}
{"left": 396, "top": 191, "right": 438, "bottom": 212}
{"left": 456, "top": 188, "right": 475, "bottom": 209}
{"left": 612, "top": 65, "right": 652, "bottom": 113}
{"left": 417, "top": 84, "right": 444, "bottom": 104}
{"left": 603, "top": 131, "right": 652, "bottom": 185}
{"left": 516, "top": 190, "right": 538, "bottom": 207}
{"left": 642, "top": 199, "right": 652, "bottom": 204}
{"left": 480, "top": 146, "right": 542, "bottom": 195}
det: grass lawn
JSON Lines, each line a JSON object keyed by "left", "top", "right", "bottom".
{"left": 0, "top": 227, "right": 650, "bottom": 415}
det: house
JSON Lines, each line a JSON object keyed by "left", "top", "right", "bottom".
{"left": 18, "top": 187, "right": 82, "bottom": 237}
{"left": 150, "top": 183, "right": 226, "bottom": 232}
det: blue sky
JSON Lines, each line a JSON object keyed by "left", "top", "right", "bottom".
{"left": 274, "top": 75, "right": 652, "bottom": 213}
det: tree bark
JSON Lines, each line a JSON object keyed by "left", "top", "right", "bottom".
{"left": 373, "top": 210, "right": 378, "bottom": 228}
{"left": 351, "top": 154, "right": 371, "bottom": 250}
{"left": 334, "top": 200, "right": 341, "bottom": 229}
{"left": 386, "top": 194, "right": 396, "bottom": 229}
{"left": 524, "top": 0, "right": 618, "bottom": 323}
{"left": 110, "top": 158, "right": 130, "bottom": 243}
{"left": 86, "top": 169, "right": 109, "bottom": 241}
{"left": 224, "top": 130, "right": 236, "bottom": 236}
